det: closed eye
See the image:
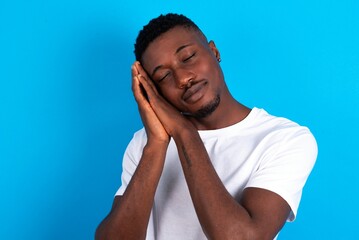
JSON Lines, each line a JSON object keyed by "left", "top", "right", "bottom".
{"left": 183, "top": 52, "right": 196, "bottom": 62}
{"left": 159, "top": 72, "right": 170, "bottom": 82}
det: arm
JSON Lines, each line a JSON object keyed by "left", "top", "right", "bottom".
{"left": 136, "top": 64, "right": 291, "bottom": 240}
{"left": 95, "top": 64, "right": 170, "bottom": 240}
{"left": 173, "top": 129, "right": 290, "bottom": 240}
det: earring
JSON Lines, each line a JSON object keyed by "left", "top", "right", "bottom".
{"left": 218, "top": 58, "right": 221, "bottom": 62}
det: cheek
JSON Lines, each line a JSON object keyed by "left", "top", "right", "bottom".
{"left": 158, "top": 85, "right": 182, "bottom": 105}
{"left": 198, "top": 58, "right": 224, "bottom": 92}
{"left": 196, "top": 55, "right": 219, "bottom": 77}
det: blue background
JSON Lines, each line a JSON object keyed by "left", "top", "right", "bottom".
{"left": 1, "top": 0, "right": 358, "bottom": 239}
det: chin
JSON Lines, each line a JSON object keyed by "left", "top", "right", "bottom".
{"left": 192, "top": 94, "right": 221, "bottom": 118}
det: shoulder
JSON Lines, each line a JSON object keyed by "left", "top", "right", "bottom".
{"left": 250, "top": 107, "right": 318, "bottom": 172}
{"left": 123, "top": 127, "right": 148, "bottom": 160}
{"left": 132, "top": 127, "right": 147, "bottom": 141}
{"left": 129, "top": 127, "right": 147, "bottom": 146}
{"left": 253, "top": 108, "right": 316, "bottom": 142}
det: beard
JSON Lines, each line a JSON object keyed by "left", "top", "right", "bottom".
{"left": 191, "top": 94, "right": 221, "bottom": 118}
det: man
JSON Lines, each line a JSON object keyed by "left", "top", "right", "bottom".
{"left": 96, "top": 13, "right": 317, "bottom": 240}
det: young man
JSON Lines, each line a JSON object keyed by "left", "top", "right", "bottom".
{"left": 96, "top": 13, "right": 317, "bottom": 240}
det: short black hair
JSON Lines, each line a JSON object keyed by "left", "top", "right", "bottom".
{"left": 134, "top": 13, "right": 202, "bottom": 61}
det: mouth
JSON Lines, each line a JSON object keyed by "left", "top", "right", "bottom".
{"left": 182, "top": 80, "right": 208, "bottom": 104}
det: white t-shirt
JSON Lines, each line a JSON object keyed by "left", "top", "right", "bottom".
{"left": 116, "top": 108, "right": 317, "bottom": 240}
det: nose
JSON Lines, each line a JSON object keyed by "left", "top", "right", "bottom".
{"left": 175, "top": 68, "right": 195, "bottom": 89}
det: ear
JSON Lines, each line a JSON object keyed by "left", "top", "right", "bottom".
{"left": 208, "top": 40, "right": 221, "bottom": 62}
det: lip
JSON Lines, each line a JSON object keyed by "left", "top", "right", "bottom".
{"left": 182, "top": 80, "right": 208, "bottom": 103}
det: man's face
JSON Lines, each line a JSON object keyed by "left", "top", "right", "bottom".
{"left": 141, "top": 26, "right": 225, "bottom": 118}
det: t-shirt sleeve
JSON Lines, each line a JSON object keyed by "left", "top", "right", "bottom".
{"left": 245, "top": 127, "right": 318, "bottom": 221}
{"left": 115, "top": 128, "right": 147, "bottom": 196}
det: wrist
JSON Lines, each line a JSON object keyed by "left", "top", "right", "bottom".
{"left": 171, "top": 124, "right": 198, "bottom": 141}
{"left": 146, "top": 137, "right": 170, "bottom": 149}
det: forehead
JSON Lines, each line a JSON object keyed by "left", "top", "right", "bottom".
{"left": 141, "top": 26, "right": 207, "bottom": 69}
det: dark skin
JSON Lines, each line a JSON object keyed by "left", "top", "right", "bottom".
{"left": 95, "top": 26, "right": 291, "bottom": 240}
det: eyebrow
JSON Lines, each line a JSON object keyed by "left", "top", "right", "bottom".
{"left": 151, "top": 44, "right": 193, "bottom": 77}
{"left": 175, "top": 44, "right": 192, "bottom": 54}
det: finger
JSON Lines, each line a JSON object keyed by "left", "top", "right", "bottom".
{"left": 133, "top": 61, "right": 161, "bottom": 95}
{"left": 133, "top": 62, "right": 150, "bottom": 93}
{"left": 135, "top": 61, "right": 151, "bottom": 80}
{"left": 131, "top": 64, "right": 138, "bottom": 77}
{"left": 137, "top": 74, "right": 160, "bottom": 101}
{"left": 132, "top": 75, "right": 149, "bottom": 104}
{"left": 131, "top": 63, "right": 140, "bottom": 94}
{"left": 132, "top": 63, "right": 148, "bottom": 95}
{"left": 131, "top": 75, "right": 142, "bottom": 101}
{"left": 131, "top": 63, "right": 139, "bottom": 78}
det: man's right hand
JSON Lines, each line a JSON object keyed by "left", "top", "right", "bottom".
{"left": 132, "top": 61, "right": 170, "bottom": 146}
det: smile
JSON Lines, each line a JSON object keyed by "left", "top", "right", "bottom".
{"left": 182, "top": 81, "right": 208, "bottom": 104}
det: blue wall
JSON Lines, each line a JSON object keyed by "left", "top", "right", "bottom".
{"left": 1, "top": 1, "right": 358, "bottom": 239}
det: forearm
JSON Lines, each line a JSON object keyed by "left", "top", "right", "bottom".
{"left": 173, "top": 129, "right": 256, "bottom": 240}
{"left": 96, "top": 142, "right": 167, "bottom": 240}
